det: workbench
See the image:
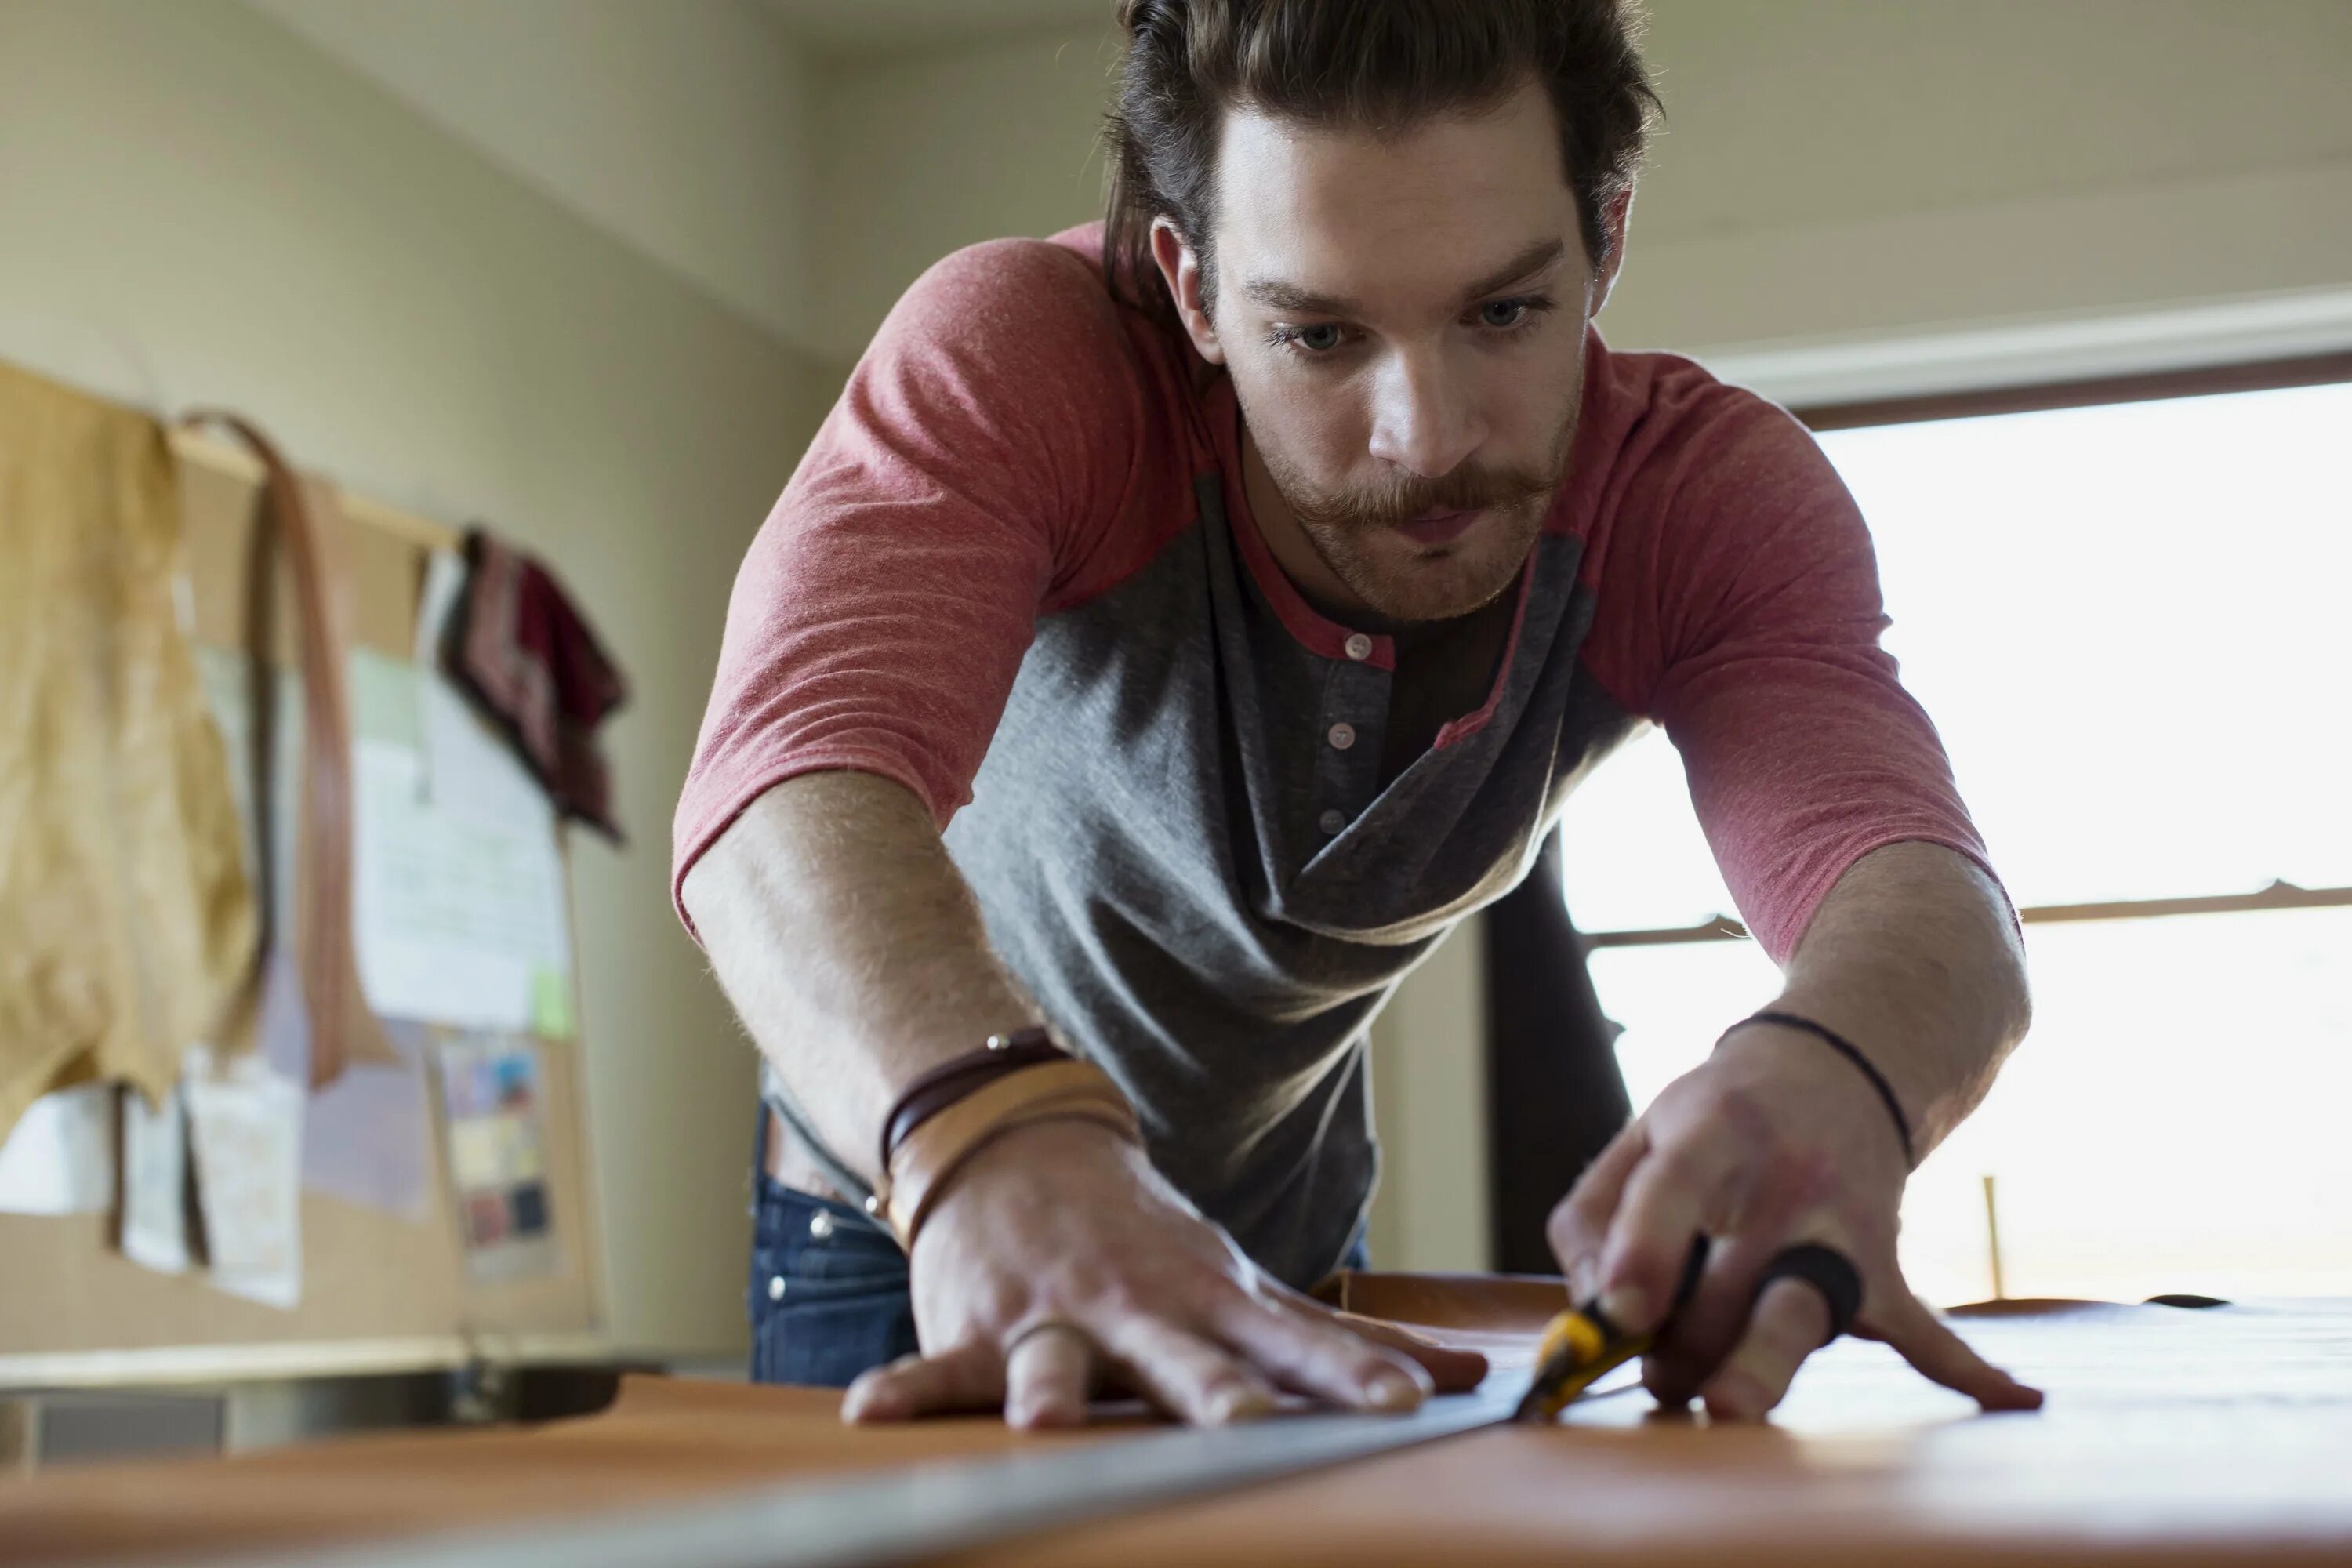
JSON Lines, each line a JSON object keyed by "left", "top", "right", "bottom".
{"left": 4, "top": 1283, "right": 2348, "bottom": 1567}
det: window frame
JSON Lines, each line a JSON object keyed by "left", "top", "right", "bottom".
{"left": 1579, "top": 348, "right": 2352, "bottom": 953}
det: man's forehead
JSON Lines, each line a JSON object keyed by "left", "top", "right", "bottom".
{"left": 1210, "top": 82, "right": 1582, "bottom": 313}
{"left": 1241, "top": 236, "right": 1568, "bottom": 320}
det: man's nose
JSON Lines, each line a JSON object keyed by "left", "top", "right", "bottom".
{"left": 1365, "top": 347, "right": 1486, "bottom": 479}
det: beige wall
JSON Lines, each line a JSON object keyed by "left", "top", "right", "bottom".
{"left": 1362, "top": 926, "right": 1492, "bottom": 1274}
{"left": 0, "top": 0, "right": 833, "bottom": 1356}
{"left": 811, "top": 24, "right": 1123, "bottom": 366}
{"left": 1617, "top": 0, "right": 2352, "bottom": 394}
{"left": 802, "top": 0, "right": 2352, "bottom": 1270}
{"left": 248, "top": 0, "right": 826, "bottom": 360}
{"left": 810, "top": 1, "right": 2352, "bottom": 383}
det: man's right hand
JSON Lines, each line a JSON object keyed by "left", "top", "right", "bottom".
{"left": 840, "top": 1119, "right": 1488, "bottom": 1428}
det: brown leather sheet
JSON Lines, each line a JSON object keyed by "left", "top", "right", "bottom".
{"left": 5, "top": 1287, "right": 2350, "bottom": 1566}
{"left": 0, "top": 1377, "right": 1126, "bottom": 1565}
{"left": 949, "top": 1296, "right": 2352, "bottom": 1567}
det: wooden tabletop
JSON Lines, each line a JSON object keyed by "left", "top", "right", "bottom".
{"left": 4, "top": 1294, "right": 2348, "bottom": 1567}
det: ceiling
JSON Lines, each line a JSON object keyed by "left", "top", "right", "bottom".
{"left": 760, "top": 0, "right": 1112, "bottom": 56}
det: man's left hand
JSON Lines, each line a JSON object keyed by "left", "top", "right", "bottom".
{"left": 1546, "top": 1018, "right": 2046, "bottom": 1421}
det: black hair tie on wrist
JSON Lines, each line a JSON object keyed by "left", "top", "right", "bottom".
{"left": 1717, "top": 1010, "right": 1915, "bottom": 1167}
{"left": 1756, "top": 1243, "right": 1864, "bottom": 1346}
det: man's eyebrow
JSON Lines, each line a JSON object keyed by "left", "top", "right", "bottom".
{"left": 1457, "top": 238, "right": 1569, "bottom": 305}
{"left": 1240, "top": 238, "right": 1570, "bottom": 318}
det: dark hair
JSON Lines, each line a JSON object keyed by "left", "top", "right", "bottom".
{"left": 1103, "top": 0, "right": 1659, "bottom": 326}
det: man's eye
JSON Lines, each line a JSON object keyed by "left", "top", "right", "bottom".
{"left": 1479, "top": 299, "right": 1530, "bottom": 329}
{"left": 1294, "top": 323, "right": 1345, "bottom": 353}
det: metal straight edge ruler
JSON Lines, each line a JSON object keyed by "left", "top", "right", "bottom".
{"left": 179, "top": 1377, "right": 1636, "bottom": 1568}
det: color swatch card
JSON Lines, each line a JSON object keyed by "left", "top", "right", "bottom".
{"left": 184, "top": 1044, "right": 306, "bottom": 1310}
{"left": 432, "top": 1032, "right": 559, "bottom": 1281}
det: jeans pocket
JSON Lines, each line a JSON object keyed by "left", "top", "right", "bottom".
{"left": 755, "top": 1266, "right": 919, "bottom": 1388}
{"left": 748, "top": 1178, "right": 919, "bottom": 1386}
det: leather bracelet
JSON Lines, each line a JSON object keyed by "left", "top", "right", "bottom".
{"left": 877, "top": 1027, "right": 1067, "bottom": 1174}
{"left": 869, "top": 1058, "right": 1139, "bottom": 1250}
{"left": 1716, "top": 1010, "right": 1916, "bottom": 1167}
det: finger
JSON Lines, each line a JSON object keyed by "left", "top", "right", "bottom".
{"left": 1867, "top": 1291, "right": 2045, "bottom": 1412}
{"left": 1697, "top": 1276, "right": 1832, "bottom": 1422}
{"left": 1596, "top": 1135, "right": 1744, "bottom": 1334}
{"left": 1095, "top": 1316, "right": 1279, "bottom": 1426}
{"left": 1005, "top": 1324, "right": 1095, "bottom": 1430}
{"left": 1214, "top": 1295, "right": 1434, "bottom": 1412}
{"left": 1546, "top": 1123, "right": 1650, "bottom": 1300}
{"left": 1309, "top": 1305, "right": 1490, "bottom": 1393}
{"left": 841, "top": 1341, "right": 1004, "bottom": 1424}
{"left": 1637, "top": 1154, "right": 1831, "bottom": 1405}
{"left": 1641, "top": 1232, "right": 1775, "bottom": 1406}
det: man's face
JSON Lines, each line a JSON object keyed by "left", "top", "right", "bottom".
{"left": 1162, "top": 80, "right": 1618, "bottom": 626}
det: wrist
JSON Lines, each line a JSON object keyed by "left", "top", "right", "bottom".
{"left": 1715, "top": 1009, "right": 1916, "bottom": 1170}
{"left": 911, "top": 1115, "right": 1149, "bottom": 1260}
{"left": 871, "top": 1055, "right": 1140, "bottom": 1250}
{"left": 945, "top": 1112, "right": 1141, "bottom": 1189}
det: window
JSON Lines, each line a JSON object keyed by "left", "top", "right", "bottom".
{"left": 1558, "top": 365, "right": 2352, "bottom": 1307}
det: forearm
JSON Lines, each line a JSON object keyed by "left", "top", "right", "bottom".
{"left": 1769, "top": 840, "right": 2031, "bottom": 1159}
{"left": 681, "top": 770, "right": 1040, "bottom": 1185}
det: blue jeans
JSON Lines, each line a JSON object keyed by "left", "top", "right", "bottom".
{"left": 745, "top": 1120, "right": 1370, "bottom": 1388}
{"left": 746, "top": 1174, "right": 920, "bottom": 1387}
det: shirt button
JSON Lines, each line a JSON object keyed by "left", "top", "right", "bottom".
{"left": 1327, "top": 722, "right": 1356, "bottom": 751}
{"left": 1319, "top": 808, "right": 1346, "bottom": 835}
{"left": 767, "top": 1276, "right": 787, "bottom": 1302}
{"left": 1344, "top": 633, "right": 1373, "bottom": 662}
{"left": 808, "top": 1210, "right": 835, "bottom": 1240}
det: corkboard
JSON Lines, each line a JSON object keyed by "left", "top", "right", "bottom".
{"left": 0, "top": 438, "right": 603, "bottom": 1375}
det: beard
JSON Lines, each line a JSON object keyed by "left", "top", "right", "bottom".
{"left": 1257, "top": 426, "right": 1572, "bottom": 626}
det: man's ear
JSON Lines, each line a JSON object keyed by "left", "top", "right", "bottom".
{"left": 1588, "top": 188, "right": 1635, "bottom": 318}
{"left": 1150, "top": 217, "right": 1225, "bottom": 365}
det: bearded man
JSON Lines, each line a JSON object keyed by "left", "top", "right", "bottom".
{"left": 676, "top": 0, "right": 2043, "bottom": 1430}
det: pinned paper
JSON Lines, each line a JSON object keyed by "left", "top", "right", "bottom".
{"left": 184, "top": 1044, "right": 305, "bottom": 1309}
{"left": 354, "top": 726, "right": 572, "bottom": 1037}
{"left": 0, "top": 1083, "right": 116, "bottom": 1216}
{"left": 433, "top": 1033, "right": 559, "bottom": 1281}
{"left": 238, "top": 943, "right": 431, "bottom": 1221}
{"left": 416, "top": 556, "right": 571, "bottom": 915}
{"left": 120, "top": 1083, "right": 193, "bottom": 1275}
{"left": 203, "top": 644, "right": 574, "bottom": 1040}
{"left": 303, "top": 1018, "right": 434, "bottom": 1221}
{"left": 415, "top": 547, "right": 465, "bottom": 670}
{"left": 195, "top": 645, "right": 303, "bottom": 939}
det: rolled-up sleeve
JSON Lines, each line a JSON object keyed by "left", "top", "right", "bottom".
{"left": 1587, "top": 388, "right": 2013, "bottom": 963}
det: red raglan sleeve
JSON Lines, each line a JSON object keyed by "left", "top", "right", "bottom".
{"left": 1582, "top": 380, "right": 2016, "bottom": 964}
{"left": 670, "top": 238, "right": 1169, "bottom": 933}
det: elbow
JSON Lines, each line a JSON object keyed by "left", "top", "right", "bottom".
{"left": 1985, "top": 909, "right": 2034, "bottom": 1054}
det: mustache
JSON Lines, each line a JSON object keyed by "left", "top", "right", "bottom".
{"left": 1290, "top": 462, "right": 1558, "bottom": 532}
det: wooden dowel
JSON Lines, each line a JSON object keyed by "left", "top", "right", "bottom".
{"left": 1983, "top": 1173, "right": 2007, "bottom": 1301}
{"left": 169, "top": 427, "right": 462, "bottom": 552}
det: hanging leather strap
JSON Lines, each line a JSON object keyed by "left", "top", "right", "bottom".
{"left": 180, "top": 411, "right": 393, "bottom": 1090}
